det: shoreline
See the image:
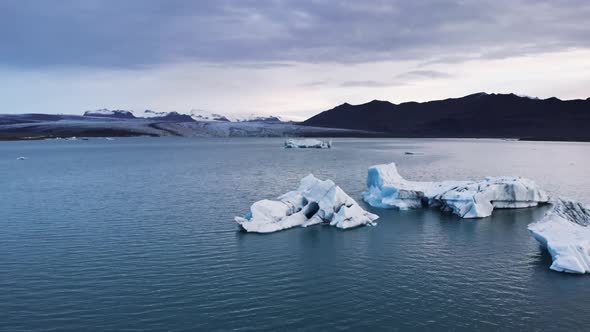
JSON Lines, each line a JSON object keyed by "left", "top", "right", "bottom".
{"left": 2, "top": 134, "right": 590, "bottom": 143}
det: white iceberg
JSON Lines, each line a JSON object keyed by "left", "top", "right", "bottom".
{"left": 284, "top": 138, "right": 331, "bottom": 149}
{"left": 362, "top": 163, "right": 549, "bottom": 218}
{"left": 528, "top": 199, "right": 590, "bottom": 274}
{"left": 16, "top": 156, "right": 27, "bottom": 160}
{"left": 235, "top": 174, "right": 378, "bottom": 233}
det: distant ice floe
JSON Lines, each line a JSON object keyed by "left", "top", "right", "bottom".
{"left": 404, "top": 151, "right": 424, "bottom": 155}
{"left": 284, "top": 138, "right": 332, "bottom": 149}
{"left": 528, "top": 199, "right": 590, "bottom": 274}
{"left": 362, "top": 162, "right": 549, "bottom": 218}
{"left": 235, "top": 174, "right": 378, "bottom": 233}
{"left": 16, "top": 156, "right": 27, "bottom": 160}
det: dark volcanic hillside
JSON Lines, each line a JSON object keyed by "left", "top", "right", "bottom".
{"left": 302, "top": 93, "right": 590, "bottom": 141}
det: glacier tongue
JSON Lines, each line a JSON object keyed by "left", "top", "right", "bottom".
{"left": 528, "top": 199, "right": 590, "bottom": 274}
{"left": 235, "top": 174, "right": 378, "bottom": 233}
{"left": 362, "top": 163, "right": 549, "bottom": 218}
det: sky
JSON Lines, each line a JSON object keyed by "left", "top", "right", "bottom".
{"left": 1, "top": 0, "right": 589, "bottom": 120}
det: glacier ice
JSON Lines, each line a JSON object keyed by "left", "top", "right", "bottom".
{"left": 528, "top": 199, "right": 590, "bottom": 274}
{"left": 235, "top": 174, "right": 378, "bottom": 233}
{"left": 284, "top": 139, "right": 331, "bottom": 149}
{"left": 362, "top": 162, "right": 549, "bottom": 218}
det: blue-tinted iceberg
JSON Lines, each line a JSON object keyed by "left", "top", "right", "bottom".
{"left": 528, "top": 199, "right": 590, "bottom": 274}
{"left": 235, "top": 174, "right": 378, "bottom": 233}
{"left": 284, "top": 139, "right": 331, "bottom": 149}
{"left": 362, "top": 163, "right": 549, "bottom": 218}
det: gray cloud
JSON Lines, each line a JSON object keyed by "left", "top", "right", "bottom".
{"left": 339, "top": 80, "right": 404, "bottom": 88}
{"left": 301, "top": 79, "right": 404, "bottom": 88}
{"left": 203, "top": 62, "right": 296, "bottom": 69}
{"left": 302, "top": 80, "right": 330, "bottom": 87}
{"left": 397, "top": 70, "right": 453, "bottom": 79}
{"left": 1, "top": 0, "right": 589, "bottom": 68}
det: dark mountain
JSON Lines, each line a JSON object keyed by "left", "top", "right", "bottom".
{"left": 149, "top": 111, "right": 195, "bottom": 122}
{"left": 302, "top": 93, "right": 590, "bottom": 141}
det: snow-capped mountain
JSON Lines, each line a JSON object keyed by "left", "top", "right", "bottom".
{"left": 84, "top": 109, "right": 136, "bottom": 119}
{"left": 189, "top": 109, "right": 284, "bottom": 123}
{"left": 136, "top": 110, "right": 169, "bottom": 118}
{"left": 235, "top": 114, "right": 284, "bottom": 123}
{"left": 83, "top": 108, "right": 285, "bottom": 123}
{"left": 189, "top": 110, "right": 231, "bottom": 122}
{"left": 135, "top": 110, "right": 194, "bottom": 122}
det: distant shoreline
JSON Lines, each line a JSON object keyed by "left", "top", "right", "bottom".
{"left": 2, "top": 133, "right": 589, "bottom": 143}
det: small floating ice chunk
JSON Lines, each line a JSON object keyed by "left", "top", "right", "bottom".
{"left": 528, "top": 199, "right": 590, "bottom": 274}
{"left": 16, "top": 156, "right": 27, "bottom": 160}
{"left": 284, "top": 139, "right": 331, "bottom": 149}
{"left": 235, "top": 174, "right": 378, "bottom": 233}
{"left": 362, "top": 162, "right": 549, "bottom": 218}
{"left": 105, "top": 137, "right": 115, "bottom": 141}
{"left": 404, "top": 151, "right": 424, "bottom": 155}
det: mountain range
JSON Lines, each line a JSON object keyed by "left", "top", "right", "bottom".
{"left": 302, "top": 93, "right": 590, "bottom": 141}
{"left": 0, "top": 109, "right": 362, "bottom": 140}
{"left": 1, "top": 92, "right": 589, "bottom": 141}
{"left": 83, "top": 109, "right": 284, "bottom": 123}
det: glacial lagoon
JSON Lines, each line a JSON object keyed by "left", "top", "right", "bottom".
{"left": 1, "top": 138, "right": 590, "bottom": 331}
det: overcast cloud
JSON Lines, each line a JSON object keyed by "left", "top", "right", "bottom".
{"left": 0, "top": 0, "right": 589, "bottom": 117}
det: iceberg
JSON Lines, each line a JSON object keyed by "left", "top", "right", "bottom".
{"left": 528, "top": 199, "right": 590, "bottom": 274}
{"left": 362, "top": 163, "right": 549, "bottom": 218}
{"left": 16, "top": 156, "right": 27, "bottom": 160}
{"left": 284, "top": 138, "right": 331, "bottom": 149}
{"left": 235, "top": 174, "right": 378, "bottom": 233}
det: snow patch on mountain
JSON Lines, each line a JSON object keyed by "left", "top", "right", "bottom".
{"left": 189, "top": 110, "right": 231, "bottom": 122}
{"left": 84, "top": 109, "right": 136, "bottom": 119}
{"left": 190, "top": 109, "right": 284, "bottom": 122}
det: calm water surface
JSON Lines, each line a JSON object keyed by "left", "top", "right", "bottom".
{"left": 1, "top": 138, "right": 589, "bottom": 331}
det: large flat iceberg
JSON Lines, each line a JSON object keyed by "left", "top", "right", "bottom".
{"left": 235, "top": 174, "right": 378, "bottom": 233}
{"left": 362, "top": 163, "right": 549, "bottom": 218}
{"left": 528, "top": 199, "right": 590, "bottom": 274}
{"left": 284, "top": 138, "right": 331, "bottom": 149}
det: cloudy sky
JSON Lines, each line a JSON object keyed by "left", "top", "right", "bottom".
{"left": 1, "top": 0, "right": 589, "bottom": 119}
